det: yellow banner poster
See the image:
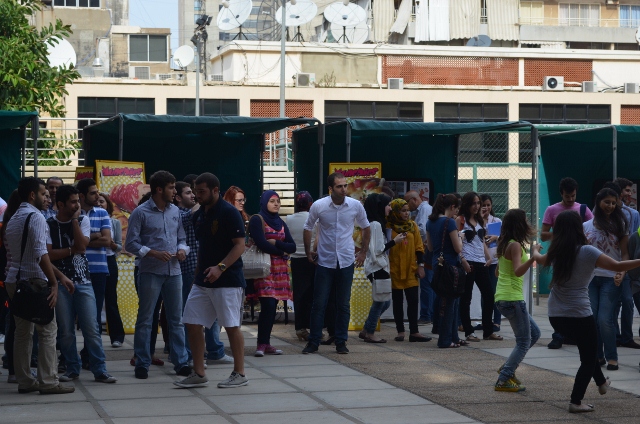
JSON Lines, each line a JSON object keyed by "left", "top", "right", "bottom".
{"left": 95, "top": 160, "right": 149, "bottom": 334}
{"left": 74, "top": 167, "right": 94, "bottom": 182}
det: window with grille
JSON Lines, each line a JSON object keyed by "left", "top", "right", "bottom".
{"left": 520, "top": 1, "right": 544, "bottom": 25}
{"left": 53, "top": 0, "right": 99, "bottom": 7}
{"left": 519, "top": 104, "right": 610, "bottom": 124}
{"left": 558, "top": 3, "right": 600, "bottom": 27}
{"left": 620, "top": 5, "right": 640, "bottom": 28}
{"left": 78, "top": 97, "right": 155, "bottom": 138}
{"left": 166, "top": 99, "right": 239, "bottom": 116}
{"left": 519, "top": 179, "right": 534, "bottom": 220}
{"left": 129, "top": 35, "right": 168, "bottom": 62}
{"left": 458, "top": 180, "right": 509, "bottom": 219}
{"left": 324, "top": 101, "right": 423, "bottom": 123}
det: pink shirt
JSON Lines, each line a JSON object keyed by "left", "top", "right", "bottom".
{"left": 542, "top": 202, "right": 593, "bottom": 226}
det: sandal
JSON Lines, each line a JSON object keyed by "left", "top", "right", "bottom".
{"left": 458, "top": 340, "right": 470, "bottom": 346}
{"left": 483, "top": 334, "right": 504, "bottom": 341}
{"left": 439, "top": 342, "right": 459, "bottom": 348}
{"left": 394, "top": 335, "right": 405, "bottom": 342}
{"left": 569, "top": 403, "right": 594, "bottom": 413}
{"left": 364, "top": 336, "right": 387, "bottom": 344}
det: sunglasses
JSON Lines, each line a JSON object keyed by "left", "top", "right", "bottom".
{"left": 462, "top": 228, "right": 486, "bottom": 243}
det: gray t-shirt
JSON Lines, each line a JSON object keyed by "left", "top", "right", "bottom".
{"left": 548, "top": 245, "right": 602, "bottom": 318}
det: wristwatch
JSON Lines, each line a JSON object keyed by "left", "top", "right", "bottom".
{"left": 218, "top": 263, "right": 227, "bottom": 272}
{"left": 418, "top": 263, "right": 425, "bottom": 267}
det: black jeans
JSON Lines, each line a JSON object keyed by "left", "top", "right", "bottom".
{"left": 105, "top": 255, "right": 125, "bottom": 343}
{"left": 392, "top": 286, "right": 419, "bottom": 335}
{"left": 549, "top": 315, "right": 606, "bottom": 405}
{"left": 460, "top": 261, "right": 494, "bottom": 339}
{"left": 257, "top": 297, "right": 277, "bottom": 345}
{"left": 291, "top": 257, "right": 316, "bottom": 331}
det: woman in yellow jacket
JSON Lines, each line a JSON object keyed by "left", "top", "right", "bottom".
{"left": 387, "top": 199, "right": 432, "bottom": 342}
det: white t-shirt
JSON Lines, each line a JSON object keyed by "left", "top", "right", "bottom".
{"left": 583, "top": 219, "right": 621, "bottom": 278}
{"left": 461, "top": 221, "right": 486, "bottom": 263}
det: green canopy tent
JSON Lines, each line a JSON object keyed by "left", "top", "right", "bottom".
{"left": 0, "top": 111, "right": 39, "bottom": 200}
{"left": 293, "top": 119, "right": 533, "bottom": 200}
{"left": 83, "top": 114, "right": 318, "bottom": 211}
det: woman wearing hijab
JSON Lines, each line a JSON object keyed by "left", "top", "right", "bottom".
{"left": 387, "top": 199, "right": 431, "bottom": 342}
{"left": 248, "top": 190, "right": 296, "bottom": 357}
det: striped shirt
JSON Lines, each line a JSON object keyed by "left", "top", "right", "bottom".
{"left": 4, "top": 203, "right": 50, "bottom": 284}
{"left": 81, "top": 206, "right": 111, "bottom": 274}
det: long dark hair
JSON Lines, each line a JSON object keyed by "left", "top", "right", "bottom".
{"left": 480, "top": 194, "right": 495, "bottom": 217}
{"left": 592, "top": 187, "right": 627, "bottom": 239}
{"left": 543, "top": 210, "right": 588, "bottom": 287}
{"left": 364, "top": 193, "right": 391, "bottom": 228}
{"left": 1, "top": 189, "right": 21, "bottom": 242}
{"left": 496, "top": 209, "right": 535, "bottom": 258}
{"left": 429, "top": 193, "right": 460, "bottom": 221}
{"left": 460, "top": 191, "right": 484, "bottom": 228}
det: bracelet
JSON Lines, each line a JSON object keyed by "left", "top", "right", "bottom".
{"left": 68, "top": 247, "right": 72, "bottom": 256}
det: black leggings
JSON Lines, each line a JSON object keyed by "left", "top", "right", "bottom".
{"left": 105, "top": 255, "right": 125, "bottom": 343}
{"left": 291, "top": 257, "right": 316, "bottom": 331}
{"left": 257, "top": 297, "right": 278, "bottom": 345}
{"left": 392, "top": 286, "right": 419, "bottom": 335}
{"left": 460, "top": 261, "right": 494, "bottom": 338}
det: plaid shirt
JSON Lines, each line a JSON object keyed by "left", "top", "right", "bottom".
{"left": 179, "top": 207, "right": 199, "bottom": 275}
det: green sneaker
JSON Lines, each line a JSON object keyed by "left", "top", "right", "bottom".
{"left": 497, "top": 366, "right": 521, "bottom": 385}
{"left": 495, "top": 377, "right": 525, "bottom": 392}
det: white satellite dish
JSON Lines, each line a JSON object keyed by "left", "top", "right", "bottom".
{"left": 275, "top": 0, "right": 318, "bottom": 41}
{"left": 635, "top": 28, "right": 640, "bottom": 45}
{"left": 330, "top": 20, "right": 368, "bottom": 44}
{"left": 466, "top": 34, "right": 492, "bottom": 47}
{"left": 173, "top": 45, "right": 195, "bottom": 69}
{"left": 46, "top": 37, "right": 76, "bottom": 68}
{"left": 217, "top": 0, "right": 252, "bottom": 40}
{"left": 323, "top": 0, "right": 367, "bottom": 43}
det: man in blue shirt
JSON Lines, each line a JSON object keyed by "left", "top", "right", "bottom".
{"left": 126, "top": 171, "right": 191, "bottom": 380}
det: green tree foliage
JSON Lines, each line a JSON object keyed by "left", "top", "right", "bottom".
{"left": 0, "top": 0, "right": 80, "bottom": 117}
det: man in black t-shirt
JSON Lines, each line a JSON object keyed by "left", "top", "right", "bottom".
{"left": 174, "top": 173, "right": 248, "bottom": 389}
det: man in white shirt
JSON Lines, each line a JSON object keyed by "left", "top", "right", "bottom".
{"left": 404, "top": 190, "right": 434, "bottom": 324}
{"left": 302, "top": 173, "right": 370, "bottom": 354}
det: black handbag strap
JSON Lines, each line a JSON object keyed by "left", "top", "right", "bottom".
{"left": 15, "top": 213, "right": 35, "bottom": 282}
{"left": 439, "top": 217, "right": 450, "bottom": 261}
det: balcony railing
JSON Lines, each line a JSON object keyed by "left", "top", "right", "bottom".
{"left": 519, "top": 17, "right": 639, "bottom": 28}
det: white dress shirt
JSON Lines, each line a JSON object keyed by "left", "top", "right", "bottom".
{"left": 304, "top": 196, "right": 370, "bottom": 269}
{"left": 414, "top": 200, "right": 433, "bottom": 243}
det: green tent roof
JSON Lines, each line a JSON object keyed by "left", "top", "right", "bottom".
{"left": 0, "top": 110, "right": 37, "bottom": 130}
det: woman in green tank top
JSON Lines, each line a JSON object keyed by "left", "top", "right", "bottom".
{"left": 493, "top": 209, "right": 540, "bottom": 393}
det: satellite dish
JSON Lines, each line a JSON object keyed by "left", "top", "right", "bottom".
{"left": 46, "top": 38, "right": 76, "bottom": 68}
{"left": 275, "top": 0, "right": 318, "bottom": 41}
{"left": 217, "top": 0, "right": 252, "bottom": 32}
{"left": 466, "top": 34, "right": 492, "bottom": 47}
{"left": 324, "top": 1, "right": 367, "bottom": 43}
{"left": 635, "top": 28, "right": 640, "bottom": 45}
{"left": 173, "top": 45, "right": 195, "bottom": 69}
{"left": 330, "top": 20, "right": 368, "bottom": 44}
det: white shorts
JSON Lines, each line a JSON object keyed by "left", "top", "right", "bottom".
{"left": 182, "top": 285, "right": 243, "bottom": 329}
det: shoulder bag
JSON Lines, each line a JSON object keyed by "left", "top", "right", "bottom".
{"left": 10, "top": 213, "right": 55, "bottom": 325}
{"left": 432, "top": 217, "right": 466, "bottom": 299}
{"left": 371, "top": 274, "right": 392, "bottom": 302}
{"left": 241, "top": 214, "right": 271, "bottom": 279}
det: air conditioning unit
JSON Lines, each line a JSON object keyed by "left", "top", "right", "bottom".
{"left": 209, "top": 74, "right": 223, "bottom": 82}
{"left": 388, "top": 78, "right": 404, "bottom": 90}
{"left": 156, "top": 73, "right": 173, "bottom": 80}
{"left": 582, "top": 81, "right": 597, "bottom": 93}
{"left": 625, "top": 83, "right": 639, "bottom": 93}
{"left": 294, "top": 73, "right": 315, "bottom": 87}
{"left": 129, "top": 66, "right": 150, "bottom": 79}
{"left": 606, "top": 0, "right": 619, "bottom": 5}
{"left": 543, "top": 76, "right": 564, "bottom": 91}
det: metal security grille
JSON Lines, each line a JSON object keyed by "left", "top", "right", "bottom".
{"left": 621, "top": 105, "right": 640, "bottom": 124}
{"left": 381, "top": 56, "right": 519, "bottom": 86}
{"left": 523, "top": 59, "right": 592, "bottom": 86}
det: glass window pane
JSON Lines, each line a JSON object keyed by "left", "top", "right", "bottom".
{"left": 183, "top": 99, "right": 196, "bottom": 116}
{"left": 66, "top": 0, "right": 76, "bottom": 6}
{"left": 374, "top": 102, "right": 398, "bottom": 118}
{"left": 90, "top": 0, "right": 99, "bottom": 6}
{"left": 79, "top": 0, "right": 88, "bottom": 6}
{"left": 54, "top": 0, "right": 64, "bottom": 5}
{"left": 78, "top": 97, "right": 96, "bottom": 114}
{"left": 96, "top": 98, "right": 116, "bottom": 115}
{"left": 566, "top": 105, "right": 587, "bottom": 120}
{"left": 519, "top": 104, "right": 540, "bottom": 121}
{"left": 149, "top": 36, "right": 167, "bottom": 62}
{"left": 130, "top": 35, "right": 148, "bottom": 61}
{"left": 204, "top": 99, "right": 221, "bottom": 115}
{"left": 434, "top": 103, "right": 458, "bottom": 119}
{"left": 519, "top": 133, "right": 533, "bottom": 162}
{"left": 167, "top": 99, "right": 185, "bottom": 115}
{"left": 117, "top": 98, "right": 137, "bottom": 114}
{"left": 221, "top": 100, "right": 239, "bottom": 115}
{"left": 398, "top": 102, "right": 423, "bottom": 119}
{"left": 137, "top": 99, "right": 155, "bottom": 114}
{"left": 349, "top": 102, "right": 373, "bottom": 118}
{"left": 483, "top": 104, "right": 508, "bottom": 120}
{"left": 194, "top": 0, "right": 202, "bottom": 11}
{"left": 588, "top": 105, "right": 610, "bottom": 122}
{"left": 459, "top": 104, "right": 482, "bottom": 120}
{"left": 325, "top": 101, "right": 348, "bottom": 118}
{"left": 541, "top": 104, "right": 563, "bottom": 121}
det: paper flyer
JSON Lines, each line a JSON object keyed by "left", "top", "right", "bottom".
{"left": 409, "top": 181, "right": 430, "bottom": 203}
{"left": 74, "top": 166, "right": 94, "bottom": 182}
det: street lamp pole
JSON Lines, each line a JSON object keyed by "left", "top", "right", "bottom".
{"left": 195, "top": 38, "right": 200, "bottom": 116}
{"left": 279, "top": 0, "right": 287, "bottom": 164}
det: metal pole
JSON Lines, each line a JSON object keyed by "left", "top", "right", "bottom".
{"left": 530, "top": 126, "right": 538, "bottom": 311}
{"left": 21, "top": 125, "right": 27, "bottom": 178}
{"left": 118, "top": 115, "right": 124, "bottom": 160}
{"left": 319, "top": 123, "right": 325, "bottom": 197}
{"left": 279, "top": 0, "right": 286, "bottom": 158}
{"left": 612, "top": 126, "right": 617, "bottom": 179}
{"left": 196, "top": 39, "right": 201, "bottom": 117}
{"left": 345, "top": 122, "right": 351, "bottom": 162}
{"left": 33, "top": 116, "right": 39, "bottom": 178}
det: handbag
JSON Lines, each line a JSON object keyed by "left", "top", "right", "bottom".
{"left": 432, "top": 217, "right": 466, "bottom": 299}
{"left": 9, "top": 213, "right": 55, "bottom": 325}
{"left": 371, "top": 277, "right": 392, "bottom": 302}
{"left": 241, "top": 214, "right": 271, "bottom": 279}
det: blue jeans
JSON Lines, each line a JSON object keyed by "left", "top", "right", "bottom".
{"left": 496, "top": 300, "right": 540, "bottom": 381}
{"left": 90, "top": 273, "right": 107, "bottom": 332}
{"left": 588, "top": 276, "right": 621, "bottom": 362}
{"left": 419, "top": 269, "right": 435, "bottom": 321}
{"left": 364, "top": 300, "right": 390, "bottom": 334}
{"left": 436, "top": 296, "right": 460, "bottom": 347}
{"left": 205, "top": 320, "right": 225, "bottom": 360}
{"left": 56, "top": 283, "right": 107, "bottom": 377}
{"left": 308, "top": 264, "right": 354, "bottom": 346}
{"left": 134, "top": 273, "right": 188, "bottom": 371}
{"left": 181, "top": 271, "right": 194, "bottom": 359}
{"left": 614, "top": 275, "right": 634, "bottom": 344}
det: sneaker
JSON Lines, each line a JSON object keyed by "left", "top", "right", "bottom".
{"left": 494, "top": 377, "right": 525, "bottom": 392}
{"left": 598, "top": 377, "right": 611, "bottom": 395}
{"left": 111, "top": 341, "right": 122, "bottom": 348}
{"left": 547, "top": 339, "right": 563, "bottom": 349}
{"left": 336, "top": 342, "right": 349, "bottom": 354}
{"left": 217, "top": 371, "right": 248, "bottom": 388}
{"left": 466, "top": 333, "right": 480, "bottom": 342}
{"left": 207, "top": 354, "right": 234, "bottom": 365}
{"left": 302, "top": 343, "right": 318, "bottom": 354}
{"left": 176, "top": 365, "right": 192, "bottom": 377}
{"left": 174, "top": 371, "right": 209, "bottom": 388}
{"left": 59, "top": 373, "right": 79, "bottom": 382}
{"left": 497, "top": 366, "right": 521, "bottom": 385}
{"left": 417, "top": 319, "right": 432, "bottom": 325}
{"left": 134, "top": 367, "right": 148, "bottom": 379}
{"left": 255, "top": 344, "right": 266, "bottom": 357}
{"left": 569, "top": 403, "right": 594, "bottom": 413}
{"left": 187, "top": 359, "right": 207, "bottom": 369}
{"left": 264, "top": 345, "right": 283, "bottom": 355}
{"left": 95, "top": 373, "right": 117, "bottom": 383}
{"left": 0, "top": 334, "right": 5, "bottom": 343}
{"left": 7, "top": 374, "right": 17, "bottom": 383}
{"left": 39, "top": 384, "right": 75, "bottom": 395}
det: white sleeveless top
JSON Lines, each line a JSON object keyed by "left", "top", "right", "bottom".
{"left": 461, "top": 221, "right": 486, "bottom": 263}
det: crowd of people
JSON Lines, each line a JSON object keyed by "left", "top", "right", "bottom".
{"left": 2, "top": 172, "right": 640, "bottom": 414}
